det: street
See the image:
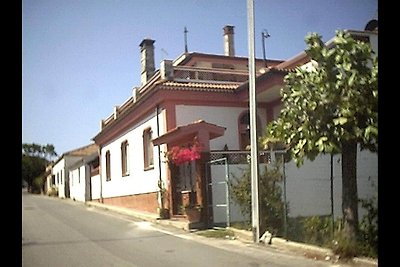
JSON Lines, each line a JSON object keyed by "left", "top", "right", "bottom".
{"left": 23, "top": 191, "right": 346, "bottom": 267}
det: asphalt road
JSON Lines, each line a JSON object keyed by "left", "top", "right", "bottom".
{"left": 22, "top": 191, "right": 346, "bottom": 267}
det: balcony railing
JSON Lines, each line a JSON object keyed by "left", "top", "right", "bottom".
{"left": 173, "top": 66, "right": 249, "bottom": 83}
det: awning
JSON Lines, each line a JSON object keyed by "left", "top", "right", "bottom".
{"left": 152, "top": 120, "right": 226, "bottom": 151}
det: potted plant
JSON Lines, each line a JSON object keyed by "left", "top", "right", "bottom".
{"left": 157, "top": 180, "right": 170, "bottom": 219}
{"left": 158, "top": 207, "right": 170, "bottom": 219}
{"left": 184, "top": 203, "right": 203, "bottom": 223}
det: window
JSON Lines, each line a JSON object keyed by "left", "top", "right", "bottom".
{"left": 105, "top": 150, "right": 111, "bottom": 181}
{"left": 238, "top": 110, "right": 262, "bottom": 150}
{"left": 60, "top": 170, "right": 63, "bottom": 184}
{"left": 78, "top": 168, "right": 80, "bottom": 184}
{"left": 121, "top": 140, "right": 129, "bottom": 176}
{"left": 143, "top": 128, "right": 154, "bottom": 169}
{"left": 178, "top": 161, "right": 196, "bottom": 192}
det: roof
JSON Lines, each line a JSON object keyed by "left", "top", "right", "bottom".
{"left": 174, "top": 52, "right": 283, "bottom": 67}
{"left": 236, "top": 66, "right": 289, "bottom": 92}
{"left": 274, "top": 52, "right": 309, "bottom": 71}
{"left": 267, "top": 28, "right": 378, "bottom": 72}
{"left": 54, "top": 143, "right": 99, "bottom": 165}
{"left": 69, "top": 151, "right": 99, "bottom": 170}
{"left": 64, "top": 143, "right": 98, "bottom": 157}
{"left": 152, "top": 120, "right": 226, "bottom": 146}
{"left": 94, "top": 49, "right": 285, "bottom": 137}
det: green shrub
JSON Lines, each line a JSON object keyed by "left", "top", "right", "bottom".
{"left": 47, "top": 186, "right": 58, "bottom": 197}
{"left": 303, "top": 215, "right": 332, "bottom": 246}
{"left": 358, "top": 193, "right": 378, "bottom": 258}
{"left": 286, "top": 216, "right": 306, "bottom": 242}
{"left": 230, "top": 160, "right": 287, "bottom": 237}
{"left": 331, "top": 228, "right": 359, "bottom": 259}
{"left": 32, "top": 176, "right": 44, "bottom": 194}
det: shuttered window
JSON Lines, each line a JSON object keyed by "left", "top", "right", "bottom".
{"left": 105, "top": 150, "right": 111, "bottom": 181}
{"left": 143, "top": 128, "right": 154, "bottom": 169}
{"left": 121, "top": 140, "right": 129, "bottom": 176}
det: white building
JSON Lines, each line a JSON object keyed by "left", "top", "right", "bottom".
{"left": 52, "top": 143, "right": 98, "bottom": 199}
{"left": 69, "top": 152, "right": 99, "bottom": 202}
{"left": 92, "top": 24, "right": 378, "bottom": 229}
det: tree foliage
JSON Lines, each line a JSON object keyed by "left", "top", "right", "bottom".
{"left": 21, "top": 155, "right": 47, "bottom": 192}
{"left": 262, "top": 30, "right": 378, "bottom": 166}
{"left": 261, "top": 30, "right": 378, "bottom": 250}
{"left": 22, "top": 143, "right": 58, "bottom": 192}
{"left": 22, "top": 143, "right": 58, "bottom": 161}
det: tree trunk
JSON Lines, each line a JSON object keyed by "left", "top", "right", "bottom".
{"left": 341, "top": 139, "right": 359, "bottom": 241}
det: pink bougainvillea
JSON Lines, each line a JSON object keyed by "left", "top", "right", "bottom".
{"left": 166, "top": 137, "right": 202, "bottom": 165}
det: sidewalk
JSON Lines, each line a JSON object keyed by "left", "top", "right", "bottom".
{"left": 84, "top": 200, "right": 377, "bottom": 267}
{"left": 85, "top": 201, "right": 191, "bottom": 231}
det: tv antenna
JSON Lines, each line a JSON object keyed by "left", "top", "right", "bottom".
{"left": 161, "top": 48, "right": 169, "bottom": 57}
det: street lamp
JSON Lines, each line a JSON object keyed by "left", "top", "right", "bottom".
{"left": 261, "top": 29, "right": 270, "bottom": 67}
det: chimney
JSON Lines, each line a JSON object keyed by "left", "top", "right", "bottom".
{"left": 139, "top": 39, "right": 155, "bottom": 85}
{"left": 223, "top": 25, "right": 235, "bottom": 56}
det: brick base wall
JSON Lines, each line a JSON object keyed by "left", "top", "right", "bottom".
{"left": 93, "top": 192, "right": 159, "bottom": 214}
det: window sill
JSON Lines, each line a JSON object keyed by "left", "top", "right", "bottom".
{"left": 144, "top": 165, "right": 154, "bottom": 171}
{"left": 180, "top": 190, "right": 192, "bottom": 193}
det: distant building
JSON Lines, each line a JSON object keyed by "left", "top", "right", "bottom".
{"left": 52, "top": 143, "right": 98, "bottom": 199}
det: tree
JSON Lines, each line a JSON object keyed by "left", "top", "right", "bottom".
{"left": 22, "top": 143, "right": 58, "bottom": 161}
{"left": 22, "top": 143, "right": 58, "bottom": 192}
{"left": 262, "top": 30, "right": 378, "bottom": 246}
{"left": 22, "top": 154, "right": 47, "bottom": 193}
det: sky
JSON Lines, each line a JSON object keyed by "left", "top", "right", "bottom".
{"left": 22, "top": 0, "right": 378, "bottom": 157}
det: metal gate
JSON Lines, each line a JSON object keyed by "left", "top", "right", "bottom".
{"left": 205, "top": 157, "right": 231, "bottom": 227}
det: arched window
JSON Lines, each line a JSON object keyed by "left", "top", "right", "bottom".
{"left": 238, "top": 110, "right": 262, "bottom": 150}
{"left": 105, "top": 150, "right": 111, "bottom": 181}
{"left": 121, "top": 140, "right": 129, "bottom": 176}
{"left": 143, "top": 128, "right": 154, "bottom": 169}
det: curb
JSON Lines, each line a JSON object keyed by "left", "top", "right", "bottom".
{"left": 227, "top": 227, "right": 377, "bottom": 267}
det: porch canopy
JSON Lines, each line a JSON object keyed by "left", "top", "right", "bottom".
{"left": 152, "top": 120, "right": 225, "bottom": 151}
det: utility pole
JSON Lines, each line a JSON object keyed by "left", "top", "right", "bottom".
{"left": 330, "top": 153, "right": 335, "bottom": 238}
{"left": 247, "top": 0, "right": 260, "bottom": 243}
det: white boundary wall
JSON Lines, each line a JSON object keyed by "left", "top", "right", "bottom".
{"left": 210, "top": 148, "right": 377, "bottom": 224}
{"left": 69, "top": 165, "right": 91, "bottom": 202}
{"left": 91, "top": 174, "right": 101, "bottom": 200}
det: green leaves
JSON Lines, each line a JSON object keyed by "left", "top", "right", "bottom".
{"left": 316, "top": 136, "right": 328, "bottom": 152}
{"left": 333, "top": 117, "right": 348, "bottom": 126}
{"left": 262, "top": 30, "right": 378, "bottom": 166}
